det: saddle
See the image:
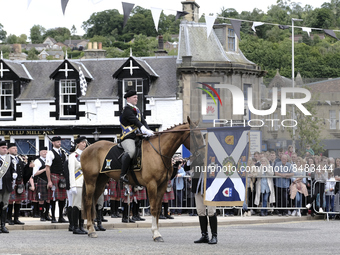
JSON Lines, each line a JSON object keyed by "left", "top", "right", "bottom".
{"left": 100, "top": 138, "right": 142, "bottom": 174}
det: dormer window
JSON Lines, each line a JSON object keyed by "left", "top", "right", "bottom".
{"left": 228, "top": 28, "right": 235, "bottom": 52}
{"left": 123, "top": 78, "right": 144, "bottom": 112}
{"left": 0, "top": 81, "right": 14, "bottom": 119}
{"left": 59, "top": 79, "right": 77, "bottom": 118}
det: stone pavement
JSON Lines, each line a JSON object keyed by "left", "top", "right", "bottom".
{"left": 6, "top": 213, "right": 320, "bottom": 231}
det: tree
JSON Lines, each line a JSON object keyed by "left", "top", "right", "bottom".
{"left": 30, "top": 25, "right": 45, "bottom": 43}
{"left": 6, "top": 34, "right": 18, "bottom": 44}
{"left": 0, "top": 23, "right": 7, "bottom": 42}
{"left": 43, "top": 27, "right": 71, "bottom": 42}
{"left": 27, "top": 47, "right": 39, "bottom": 60}
{"left": 125, "top": 34, "right": 157, "bottom": 57}
{"left": 82, "top": 9, "right": 123, "bottom": 38}
{"left": 287, "top": 89, "right": 324, "bottom": 155}
{"left": 71, "top": 25, "right": 77, "bottom": 35}
{"left": 18, "top": 34, "right": 28, "bottom": 44}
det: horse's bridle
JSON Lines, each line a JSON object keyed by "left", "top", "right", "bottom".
{"left": 147, "top": 124, "right": 206, "bottom": 177}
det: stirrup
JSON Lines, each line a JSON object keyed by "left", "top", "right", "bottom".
{"left": 120, "top": 174, "right": 129, "bottom": 184}
{"left": 124, "top": 184, "right": 131, "bottom": 196}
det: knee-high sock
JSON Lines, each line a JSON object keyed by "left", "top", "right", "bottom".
{"left": 58, "top": 200, "right": 66, "bottom": 218}
{"left": 50, "top": 200, "right": 56, "bottom": 219}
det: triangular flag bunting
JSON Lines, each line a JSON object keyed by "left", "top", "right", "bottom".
{"left": 278, "top": 25, "right": 290, "bottom": 30}
{"left": 150, "top": 7, "right": 163, "bottom": 32}
{"left": 252, "top": 22, "right": 264, "bottom": 32}
{"left": 27, "top": 0, "right": 32, "bottom": 9}
{"left": 175, "top": 11, "right": 189, "bottom": 21}
{"left": 61, "top": 0, "right": 69, "bottom": 15}
{"left": 230, "top": 19, "right": 242, "bottom": 40}
{"left": 324, "top": 29, "right": 339, "bottom": 40}
{"left": 325, "top": 100, "right": 331, "bottom": 106}
{"left": 91, "top": 0, "right": 104, "bottom": 3}
{"left": 302, "top": 27, "right": 312, "bottom": 37}
{"left": 205, "top": 15, "right": 216, "bottom": 39}
{"left": 122, "top": 2, "right": 135, "bottom": 28}
{"left": 79, "top": 67, "right": 87, "bottom": 96}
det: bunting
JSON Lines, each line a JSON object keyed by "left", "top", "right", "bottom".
{"left": 205, "top": 15, "right": 216, "bottom": 39}
{"left": 302, "top": 27, "right": 312, "bottom": 37}
{"left": 27, "top": 0, "right": 32, "bottom": 9}
{"left": 230, "top": 19, "right": 241, "bottom": 40}
{"left": 278, "top": 25, "right": 290, "bottom": 30}
{"left": 61, "top": 0, "right": 69, "bottom": 15}
{"left": 324, "top": 29, "right": 339, "bottom": 40}
{"left": 252, "top": 22, "right": 264, "bottom": 32}
{"left": 150, "top": 7, "right": 163, "bottom": 32}
{"left": 175, "top": 11, "right": 189, "bottom": 21}
{"left": 122, "top": 2, "right": 135, "bottom": 28}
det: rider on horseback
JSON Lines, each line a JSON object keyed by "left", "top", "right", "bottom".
{"left": 119, "top": 90, "right": 154, "bottom": 183}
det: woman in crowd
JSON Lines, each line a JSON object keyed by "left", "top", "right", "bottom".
{"left": 254, "top": 157, "right": 275, "bottom": 216}
{"left": 306, "top": 156, "right": 328, "bottom": 213}
{"left": 290, "top": 157, "right": 308, "bottom": 216}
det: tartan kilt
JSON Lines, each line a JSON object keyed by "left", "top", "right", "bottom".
{"left": 27, "top": 183, "right": 38, "bottom": 201}
{"left": 49, "top": 173, "right": 67, "bottom": 200}
{"left": 133, "top": 187, "right": 147, "bottom": 201}
{"left": 37, "top": 178, "right": 49, "bottom": 201}
{"left": 108, "top": 179, "right": 120, "bottom": 199}
{"left": 162, "top": 188, "right": 175, "bottom": 203}
{"left": 9, "top": 181, "right": 27, "bottom": 203}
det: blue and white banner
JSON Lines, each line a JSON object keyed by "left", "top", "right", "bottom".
{"left": 204, "top": 126, "right": 250, "bottom": 206}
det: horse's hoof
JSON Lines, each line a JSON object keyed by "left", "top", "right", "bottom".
{"left": 154, "top": 236, "right": 164, "bottom": 242}
{"left": 88, "top": 232, "right": 98, "bottom": 238}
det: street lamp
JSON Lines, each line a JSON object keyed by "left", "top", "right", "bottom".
{"left": 292, "top": 18, "right": 303, "bottom": 152}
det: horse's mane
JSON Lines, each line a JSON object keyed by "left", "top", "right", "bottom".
{"left": 164, "top": 122, "right": 189, "bottom": 131}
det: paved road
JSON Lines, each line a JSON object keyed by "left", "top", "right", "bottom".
{"left": 0, "top": 220, "right": 338, "bottom": 254}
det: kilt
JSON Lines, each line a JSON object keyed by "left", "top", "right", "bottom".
{"left": 48, "top": 173, "right": 67, "bottom": 201}
{"left": 162, "top": 188, "right": 175, "bottom": 203}
{"left": 108, "top": 179, "right": 120, "bottom": 199}
{"left": 37, "top": 178, "right": 49, "bottom": 201}
{"left": 9, "top": 181, "right": 27, "bottom": 203}
{"left": 133, "top": 186, "right": 147, "bottom": 201}
{"left": 27, "top": 182, "right": 38, "bottom": 201}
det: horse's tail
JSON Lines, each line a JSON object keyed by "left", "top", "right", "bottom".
{"left": 82, "top": 181, "right": 96, "bottom": 221}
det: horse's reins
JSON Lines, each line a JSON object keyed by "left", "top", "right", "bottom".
{"left": 146, "top": 126, "right": 206, "bottom": 187}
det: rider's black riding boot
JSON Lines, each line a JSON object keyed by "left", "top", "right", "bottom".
{"left": 120, "top": 153, "right": 131, "bottom": 183}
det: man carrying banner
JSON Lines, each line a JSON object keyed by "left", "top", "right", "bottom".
{"left": 192, "top": 165, "right": 217, "bottom": 244}
{"left": 0, "top": 141, "right": 16, "bottom": 233}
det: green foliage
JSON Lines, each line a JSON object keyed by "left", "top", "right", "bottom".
{"left": 43, "top": 27, "right": 71, "bottom": 42}
{"left": 68, "top": 50, "right": 84, "bottom": 59}
{"left": 6, "top": 34, "right": 18, "bottom": 44}
{"left": 0, "top": 45, "right": 10, "bottom": 58}
{"left": 104, "top": 47, "right": 124, "bottom": 58}
{"left": 287, "top": 89, "right": 324, "bottom": 155}
{"left": 124, "top": 34, "right": 158, "bottom": 57}
{"left": 0, "top": 23, "right": 7, "bottom": 41}
{"left": 30, "top": 25, "right": 46, "bottom": 43}
{"left": 27, "top": 47, "right": 39, "bottom": 60}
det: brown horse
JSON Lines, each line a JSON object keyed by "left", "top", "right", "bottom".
{"left": 81, "top": 117, "right": 205, "bottom": 241}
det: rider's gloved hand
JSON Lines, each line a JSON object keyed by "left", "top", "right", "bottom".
{"left": 140, "top": 126, "right": 154, "bottom": 137}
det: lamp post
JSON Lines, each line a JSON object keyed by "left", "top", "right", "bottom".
{"left": 292, "top": 18, "right": 303, "bottom": 152}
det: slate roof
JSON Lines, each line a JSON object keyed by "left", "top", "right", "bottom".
{"left": 305, "top": 77, "right": 340, "bottom": 93}
{"left": 8, "top": 55, "right": 177, "bottom": 101}
{"left": 177, "top": 22, "right": 255, "bottom": 66}
{"left": 1, "top": 60, "right": 32, "bottom": 80}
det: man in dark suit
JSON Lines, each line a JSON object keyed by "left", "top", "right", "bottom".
{"left": 0, "top": 141, "right": 16, "bottom": 233}
{"left": 119, "top": 90, "right": 154, "bottom": 183}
